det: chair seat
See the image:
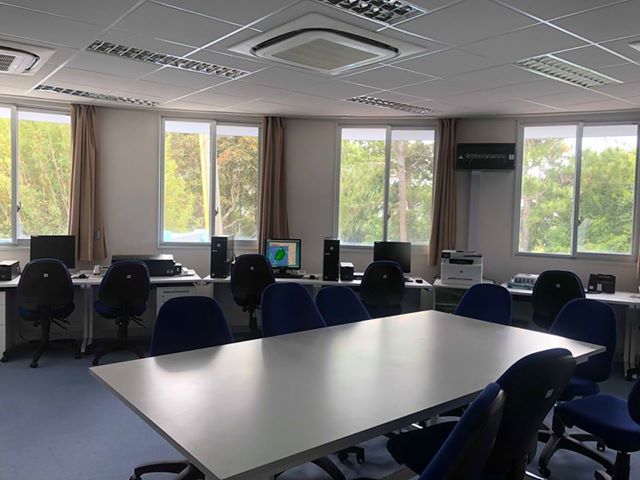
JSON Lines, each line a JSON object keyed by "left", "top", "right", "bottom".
{"left": 387, "top": 422, "right": 456, "bottom": 474}
{"left": 557, "top": 394, "right": 640, "bottom": 452}
{"left": 18, "top": 303, "right": 75, "bottom": 321}
{"left": 559, "top": 376, "right": 600, "bottom": 401}
{"left": 94, "top": 300, "right": 146, "bottom": 318}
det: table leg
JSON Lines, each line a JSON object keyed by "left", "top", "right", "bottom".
{"left": 80, "top": 286, "right": 95, "bottom": 354}
{"left": 624, "top": 306, "right": 633, "bottom": 376}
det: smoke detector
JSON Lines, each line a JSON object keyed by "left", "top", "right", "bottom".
{"left": 0, "top": 40, "right": 54, "bottom": 75}
{"left": 230, "top": 13, "right": 421, "bottom": 75}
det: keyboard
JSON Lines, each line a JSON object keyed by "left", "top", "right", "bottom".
{"left": 275, "top": 272, "right": 305, "bottom": 279}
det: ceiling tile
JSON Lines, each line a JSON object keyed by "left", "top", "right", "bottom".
{"left": 600, "top": 34, "right": 640, "bottom": 64}
{"left": 168, "top": 89, "right": 252, "bottom": 107}
{"left": 0, "top": 0, "right": 140, "bottom": 26}
{"left": 143, "top": 67, "right": 229, "bottom": 90}
{"left": 66, "top": 51, "right": 160, "bottom": 78}
{"left": 114, "top": 2, "right": 240, "bottom": 48}
{"left": 98, "top": 30, "right": 195, "bottom": 57}
{"left": 496, "top": 0, "right": 622, "bottom": 20}
{"left": 482, "top": 79, "right": 579, "bottom": 100}
{"left": 0, "top": 63, "right": 60, "bottom": 90}
{"left": 437, "top": 90, "right": 504, "bottom": 107}
{"left": 463, "top": 24, "right": 586, "bottom": 62}
{"left": 47, "top": 67, "right": 134, "bottom": 91}
{"left": 112, "top": 79, "right": 196, "bottom": 100}
{"left": 392, "top": 78, "right": 465, "bottom": 99}
{"left": 0, "top": 5, "right": 103, "bottom": 48}
{"left": 392, "top": 48, "right": 500, "bottom": 78}
{"left": 162, "top": 100, "right": 220, "bottom": 112}
{"left": 526, "top": 88, "right": 613, "bottom": 107}
{"left": 482, "top": 99, "right": 565, "bottom": 114}
{"left": 156, "top": 0, "right": 298, "bottom": 26}
{"left": 554, "top": 45, "right": 630, "bottom": 69}
{"left": 560, "top": 98, "right": 637, "bottom": 111}
{"left": 405, "top": 0, "right": 466, "bottom": 12}
{"left": 599, "top": 63, "right": 640, "bottom": 83}
{"left": 365, "top": 90, "right": 427, "bottom": 104}
{"left": 374, "top": 26, "right": 449, "bottom": 52}
{"left": 436, "top": 64, "right": 542, "bottom": 94}
{"left": 187, "top": 49, "right": 266, "bottom": 73}
{"left": 396, "top": 0, "right": 537, "bottom": 46}
{"left": 341, "top": 66, "right": 434, "bottom": 89}
{"left": 590, "top": 79, "right": 640, "bottom": 97}
{"left": 553, "top": 1, "right": 640, "bottom": 43}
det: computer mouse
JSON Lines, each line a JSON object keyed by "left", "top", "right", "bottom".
{"left": 308, "top": 274, "right": 316, "bottom": 279}
{"left": 416, "top": 278, "right": 424, "bottom": 283}
{"left": 78, "top": 273, "right": 88, "bottom": 279}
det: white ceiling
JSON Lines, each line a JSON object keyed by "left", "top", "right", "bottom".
{"left": 0, "top": 0, "right": 639, "bottom": 117}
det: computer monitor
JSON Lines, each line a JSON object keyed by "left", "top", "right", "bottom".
{"left": 265, "top": 239, "right": 301, "bottom": 270}
{"left": 30, "top": 235, "right": 76, "bottom": 269}
{"left": 373, "top": 241, "right": 411, "bottom": 274}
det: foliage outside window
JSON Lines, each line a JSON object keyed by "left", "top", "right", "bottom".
{"left": 161, "top": 119, "right": 260, "bottom": 244}
{"left": 518, "top": 123, "right": 638, "bottom": 257}
{"left": 338, "top": 127, "right": 434, "bottom": 246}
{"left": 0, "top": 107, "right": 71, "bottom": 244}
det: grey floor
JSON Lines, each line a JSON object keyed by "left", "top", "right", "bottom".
{"left": 0, "top": 347, "right": 637, "bottom": 480}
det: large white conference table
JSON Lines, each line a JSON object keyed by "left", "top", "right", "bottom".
{"left": 91, "top": 310, "right": 604, "bottom": 480}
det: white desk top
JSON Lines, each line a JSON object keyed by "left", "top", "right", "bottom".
{"left": 433, "top": 278, "right": 493, "bottom": 289}
{"left": 0, "top": 272, "right": 202, "bottom": 289}
{"left": 202, "top": 275, "right": 432, "bottom": 290}
{"left": 91, "top": 310, "right": 603, "bottom": 480}
{"left": 502, "top": 283, "right": 640, "bottom": 307}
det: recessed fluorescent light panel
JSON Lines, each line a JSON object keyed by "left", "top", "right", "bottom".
{"left": 629, "top": 40, "right": 640, "bottom": 52}
{"left": 348, "top": 95, "right": 433, "bottom": 114}
{"left": 514, "top": 55, "right": 622, "bottom": 88}
{"left": 86, "top": 41, "right": 249, "bottom": 80}
{"left": 35, "top": 84, "right": 159, "bottom": 107}
{"left": 315, "top": 0, "right": 424, "bottom": 24}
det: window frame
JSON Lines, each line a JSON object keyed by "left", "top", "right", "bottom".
{"left": 334, "top": 124, "right": 436, "bottom": 251}
{"left": 513, "top": 120, "right": 640, "bottom": 262}
{"left": 158, "top": 117, "right": 262, "bottom": 249}
{"left": 0, "top": 103, "right": 71, "bottom": 248}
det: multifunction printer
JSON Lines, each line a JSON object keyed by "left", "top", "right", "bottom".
{"left": 441, "top": 250, "right": 483, "bottom": 286}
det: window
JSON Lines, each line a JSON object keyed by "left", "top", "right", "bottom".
{"left": 517, "top": 123, "right": 638, "bottom": 257}
{"left": 0, "top": 106, "right": 72, "bottom": 244}
{"left": 338, "top": 126, "right": 435, "bottom": 246}
{"left": 160, "top": 119, "right": 260, "bottom": 245}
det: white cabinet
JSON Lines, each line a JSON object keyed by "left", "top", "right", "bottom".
{"left": 156, "top": 286, "right": 197, "bottom": 315}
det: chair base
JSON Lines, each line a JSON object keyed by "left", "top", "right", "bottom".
{"left": 337, "top": 446, "right": 365, "bottom": 464}
{"left": 92, "top": 316, "right": 145, "bottom": 366}
{"left": 273, "top": 456, "right": 345, "bottom": 480}
{"left": 131, "top": 460, "right": 204, "bottom": 480}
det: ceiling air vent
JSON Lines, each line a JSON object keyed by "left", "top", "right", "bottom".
{"left": 0, "top": 40, "right": 54, "bottom": 75}
{"left": 514, "top": 55, "right": 622, "bottom": 88}
{"left": 230, "top": 13, "right": 421, "bottom": 75}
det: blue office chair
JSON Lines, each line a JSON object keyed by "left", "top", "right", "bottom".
{"left": 532, "top": 270, "right": 585, "bottom": 330}
{"left": 387, "top": 348, "right": 576, "bottom": 479}
{"left": 454, "top": 283, "right": 512, "bottom": 326}
{"left": 261, "top": 283, "right": 326, "bottom": 337}
{"left": 537, "top": 298, "right": 617, "bottom": 476}
{"left": 132, "top": 296, "right": 233, "bottom": 480}
{"left": 360, "top": 261, "right": 405, "bottom": 318}
{"left": 92, "top": 260, "right": 150, "bottom": 366}
{"left": 540, "top": 377, "right": 640, "bottom": 480}
{"left": 6, "top": 259, "right": 78, "bottom": 368}
{"left": 230, "top": 254, "right": 275, "bottom": 335}
{"left": 316, "top": 286, "right": 371, "bottom": 326}
{"left": 357, "top": 383, "right": 505, "bottom": 480}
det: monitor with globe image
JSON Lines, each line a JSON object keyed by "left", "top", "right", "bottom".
{"left": 265, "top": 239, "right": 302, "bottom": 271}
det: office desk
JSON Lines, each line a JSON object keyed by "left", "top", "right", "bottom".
{"left": 202, "top": 274, "right": 431, "bottom": 289}
{"left": 91, "top": 310, "right": 603, "bottom": 480}
{"left": 503, "top": 284, "right": 640, "bottom": 379}
{"left": 0, "top": 272, "right": 202, "bottom": 357}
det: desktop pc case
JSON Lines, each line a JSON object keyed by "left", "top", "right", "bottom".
{"left": 211, "top": 235, "right": 235, "bottom": 278}
{"left": 323, "top": 238, "right": 340, "bottom": 281}
{"left": 112, "top": 254, "right": 178, "bottom": 277}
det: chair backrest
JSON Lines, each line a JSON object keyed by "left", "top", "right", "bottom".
{"left": 231, "top": 254, "right": 275, "bottom": 310}
{"left": 360, "top": 261, "right": 405, "bottom": 317}
{"left": 420, "top": 383, "right": 505, "bottom": 480}
{"left": 486, "top": 348, "right": 576, "bottom": 477}
{"left": 550, "top": 298, "right": 616, "bottom": 383}
{"left": 18, "top": 259, "right": 74, "bottom": 312}
{"left": 99, "top": 260, "right": 150, "bottom": 312}
{"left": 531, "top": 270, "right": 585, "bottom": 330}
{"left": 261, "top": 283, "right": 326, "bottom": 337}
{"left": 150, "top": 296, "right": 233, "bottom": 357}
{"left": 454, "top": 284, "right": 512, "bottom": 326}
{"left": 628, "top": 377, "right": 640, "bottom": 425}
{"left": 316, "top": 286, "right": 371, "bottom": 326}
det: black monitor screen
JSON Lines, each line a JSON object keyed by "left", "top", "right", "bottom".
{"left": 30, "top": 235, "right": 76, "bottom": 269}
{"left": 373, "top": 241, "right": 411, "bottom": 273}
{"left": 265, "top": 239, "right": 301, "bottom": 270}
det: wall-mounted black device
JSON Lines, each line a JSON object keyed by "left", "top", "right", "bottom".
{"left": 456, "top": 143, "right": 516, "bottom": 170}
{"left": 210, "top": 235, "right": 235, "bottom": 278}
{"left": 340, "top": 262, "right": 354, "bottom": 282}
{"left": 323, "top": 238, "right": 340, "bottom": 281}
{"left": 0, "top": 260, "right": 20, "bottom": 281}
{"left": 588, "top": 274, "right": 616, "bottom": 294}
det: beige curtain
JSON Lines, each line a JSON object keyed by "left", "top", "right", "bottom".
{"left": 69, "top": 104, "right": 107, "bottom": 261}
{"left": 428, "top": 118, "right": 457, "bottom": 266}
{"left": 258, "top": 117, "right": 289, "bottom": 253}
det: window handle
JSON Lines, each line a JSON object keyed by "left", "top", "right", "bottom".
{"left": 214, "top": 207, "right": 220, "bottom": 216}
{"left": 17, "top": 201, "right": 21, "bottom": 213}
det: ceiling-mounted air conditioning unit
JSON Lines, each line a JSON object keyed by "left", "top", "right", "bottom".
{"left": 0, "top": 40, "right": 54, "bottom": 75}
{"left": 230, "top": 13, "right": 421, "bottom": 75}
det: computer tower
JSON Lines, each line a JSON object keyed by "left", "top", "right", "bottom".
{"left": 323, "top": 238, "right": 340, "bottom": 281}
{"left": 0, "top": 260, "right": 20, "bottom": 281}
{"left": 210, "top": 235, "right": 235, "bottom": 278}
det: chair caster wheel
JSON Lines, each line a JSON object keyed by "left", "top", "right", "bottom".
{"left": 92, "top": 359, "right": 99, "bottom": 366}
{"left": 1, "top": 355, "right": 7, "bottom": 363}
{"left": 356, "top": 452, "right": 365, "bottom": 464}
{"left": 30, "top": 361, "right": 38, "bottom": 368}
{"left": 538, "top": 465, "right": 550, "bottom": 478}
{"left": 337, "top": 452, "right": 348, "bottom": 464}
{"left": 597, "top": 441, "right": 606, "bottom": 452}
{"left": 129, "top": 475, "right": 141, "bottom": 480}
{"left": 625, "top": 371, "right": 635, "bottom": 381}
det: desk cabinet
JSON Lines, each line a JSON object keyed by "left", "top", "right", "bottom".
{"left": 0, "top": 292, "right": 5, "bottom": 353}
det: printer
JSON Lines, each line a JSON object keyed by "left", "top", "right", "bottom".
{"left": 441, "top": 250, "right": 483, "bottom": 286}
{"left": 111, "top": 254, "right": 181, "bottom": 277}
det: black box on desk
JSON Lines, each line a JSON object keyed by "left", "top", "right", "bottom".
{"left": 340, "top": 262, "right": 354, "bottom": 282}
{"left": 112, "top": 254, "right": 177, "bottom": 276}
{"left": 323, "top": 238, "right": 340, "bottom": 281}
{"left": 0, "top": 260, "right": 20, "bottom": 281}
{"left": 211, "top": 235, "right": 234, "bottom": 278}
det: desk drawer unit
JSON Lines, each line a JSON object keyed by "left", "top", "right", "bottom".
{"left": 0, "top": 292, "right": 6, "bottom": 353}
{"left": 156, "top": 286, "right": 197, "bottom": 315}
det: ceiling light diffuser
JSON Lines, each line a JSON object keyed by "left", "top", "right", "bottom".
{"left": 35, "top": 84, "right": 160, "bottom": 107}
{"left": 348, "top": 95, "right": 433, "bottom": 114}
{"left": 315, "top": 0, "right": 424, "bottom": 24}
{"left": 514, "top": 55, "right": 622, "bottom": 88}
